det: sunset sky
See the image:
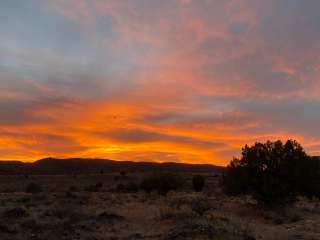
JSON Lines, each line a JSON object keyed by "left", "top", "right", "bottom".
{"left": 1, "top": 0, "right": 320, "bottom": 165}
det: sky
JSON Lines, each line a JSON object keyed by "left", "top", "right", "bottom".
{"left": 1, "top": 0, "right": 320, "bottom": 165}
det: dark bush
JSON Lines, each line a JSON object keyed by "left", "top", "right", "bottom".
{"left": 95, "top": 211, "right": 125, "bottom": 224}
{"left": 68, "top": 185, "right": 78, "bottom": 192}
{"left": 140, "top": 172, "right": 184, "bottom": 196}
{"left": 115, "top": 183, "right": 139, "bottom": 193}
{"left": 84, "top": 182, "right": 103, "bottom": 192}
{"left": 66, "top": 186, "right": 78, "bottom": 199}
{"left": 223, "top": 140, "right": 320, "bottom": 205}
{"left": 115, "top": 183, "right": 125, "bottom": 192}
{"left": 192, "top": 175, "right": 205, "bottom": 192}
{"left": 114, "top": 175, "right": 121, "bottom": 181}
{"left": 124, "top": 183, "right": 139, "bottom": 192}
{"left": 3, "top": 207, "right": 28, "bottom": 219}
{"left": 25, "top": 182, "right": 42, "bottom": 194}
{"left": 43, "top": 207, "right": 79, "bottom": 220}
{"left": 191, "top": 198, "right": 211, "bottom": 216}
{"left": 120, "top": 171, "right": 127, "bottom": 177}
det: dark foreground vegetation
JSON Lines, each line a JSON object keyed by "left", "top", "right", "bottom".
{"left": 223, "top": 140, "right": 320, "bottom": 205}
{"left": 0, "top": 139, "right": 319, "bottom": 240}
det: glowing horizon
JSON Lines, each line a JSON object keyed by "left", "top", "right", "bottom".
{"left": 1, "top": 0, "right": 320, "bottom": 166}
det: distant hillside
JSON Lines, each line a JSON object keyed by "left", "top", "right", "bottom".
{"left": 0, "top": 158, "right": 224, "bottom": 175}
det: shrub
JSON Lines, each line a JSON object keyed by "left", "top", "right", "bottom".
{"left": 140, "top": 172, "right": 184, "bottom": 196}
{"left": 124, "top": 183, "right": 139, "bottom": 192}
{"left": 25, "top": 182, "right": 42, "bottom": 194}
{"left": 84, "top": 182, "right": 103, "bottom": 192}
{"left": 115, "top": 183, "right": 139, "bottom": 193}
{"left": 3, "top": 207, "right": 28, "bottom": 219}
{"left": 223, "top": 140, "right": 320, "bottom": 205}
{"left": 96, "top": 211, "right": 125, "bottom": 224}
{"left": 191, "top": 198, "right": 211, "bottom": 216}
{"left": 115, "top": 183, "right": 125, "bottom": 192}
{"left": 68, "top": 185, "right": 78, "bottom": 192}
{"left": 66, "top": 186, "right": 78, "bottom": 199}
{"left": 192, "top": 175, "right": 205, "bottom": 192}
{"left": 120, "top": 171, "right": 127, "bottom": 177}
{"left": 43, "top": 207, "right": 81, "bottom": 221}
{"left": 167, "top": 221, "right": 216, "bottom": 239}
{"left": 114, "top": 175, "right": 121, "bottom": 181}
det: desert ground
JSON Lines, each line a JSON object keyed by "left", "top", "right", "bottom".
{"left": 0, "top": 173, "right": 319, "bottom": 240}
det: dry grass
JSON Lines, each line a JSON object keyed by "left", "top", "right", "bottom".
{"left": 0, "top": 173, "right": 319, "bottom": 239}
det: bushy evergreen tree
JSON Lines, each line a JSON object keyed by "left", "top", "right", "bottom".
{"left": 223, "top": 140, "right": 320, "bottom": 205}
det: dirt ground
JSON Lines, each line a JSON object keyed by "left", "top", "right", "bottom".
{"left": 0, "top": 173, "right": 319, "bottom": 240}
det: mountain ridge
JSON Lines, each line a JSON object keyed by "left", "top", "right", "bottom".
{"left": 0, "top": 157, "right": 224, "bottom": 175}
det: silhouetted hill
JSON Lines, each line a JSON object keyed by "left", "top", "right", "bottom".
{"left": 0, "top": 158, "right": 224, "bottom": 175}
